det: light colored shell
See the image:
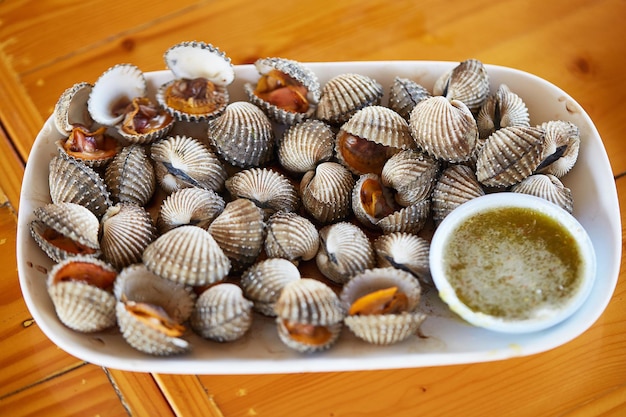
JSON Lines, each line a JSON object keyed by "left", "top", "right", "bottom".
{"left": 157, "top": 187, "right": 225, "bottom": 233}
{"left": 142, "top": 225, "right": 231, "bottom": 286}
{"left": 88, "top": 63, "right": 147, "bottom": 127}
{"left": 244, "top": 57, "right": 321, "bottom": 125}
{"left": 433, "top": 59, "right": 490, "bottom": 114}
{"left": 477, "top": 84, "right": 530, "bottom": 139}
{"left": 240, "top": 258, "right": 301, "bottom": 316}
{"left": 151, "top": 135, "right": 227, "bottom": 194}
{"left": 208, "top": 199, "right": 266, "bottom": 272}
{"left": 225, "top": 168, "right": 299, "bottom": 219}
{"left": 431, "top": 164, "right": 485, "bottom": 225}
{"left": 351, "top": 173, "right": 398, "bottom": 230}
{"left": 105, "top": 144, "right": 155, "bottom": 206}
{"left": 373, "top": 233, "right": 431, "bottom": 285}
{"left": 190, "top": 283, "right": 253, "bottom": 342}
{"left": 315, "top": 73, "right": 383, "bottom": 125}
{"left": 264, "top": 211, "right": 319, "bottom": 265}
{"left": 48, "top": 155, "right": 112, "bottom": 218}
{"left": 387, "top": 77, "right": 432, "bottom": 121}
{"left": 278, "top": 119, "right": 334, "bottom": 173}
{"left": 315, "top": 221, "right": 376, "bottom": 285}
{"left": 475, "top": 125, "right": 545, "bottom": 187}
{"left": 53, "top": 82, "right": 94, "bottom": 135}
{"left": 381, "top": 149, "right": 440, "bottom": 207}
{"left": 30, "top": 202, "right": 101, "bottom": 262}
{"left": 207, "top": 101, "right": 275, "bottom": 168}
{"left": 300, "top": 161, "right": 355, "bottom": 224}
{"left": 510, "top": 174, "right": 574, "bottom": 214}
{"left": 100, "top": 204, "right": 157, "bottom": 270}
{"left": 535, "top": 120, "right": 580, "bottom": 178}
{"left": 340, "top": 267, "right": 425, "bottom": 345}
{"left": 409, "top": 96, "right": 478, "bottom": 163}
{"left": 47, "top": 256, "right": 117, "bottom": 333}
{"left": 376, "top": 199, "right": 431, "bottom": 234}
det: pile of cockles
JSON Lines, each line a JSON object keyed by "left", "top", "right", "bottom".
{"left": 29, "top": 40, "right": 581, "bottom": 356}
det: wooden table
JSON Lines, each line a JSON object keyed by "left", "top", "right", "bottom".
{"left": 1, "top": 1, "right": 625, "bottom": 416}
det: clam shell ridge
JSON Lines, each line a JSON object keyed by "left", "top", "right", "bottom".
{"left": 316, "top": 73, "right": 383, "bottom": 125}
{"left": 510, "top": 174, "right": 574, "bottom": 214}
{"left": 53, "top": 81, "right": 94, "bottom": 135}
{"left": 157, "top": 187, "right": 225, "bottom": 233}
{"left": 300, "top": 161, "right": 355, "bottom": 224}
{"left": 431, "top": 164, "right": 485, "bottom": 225}
{"left": 105, "top": 144, "right": 156, "bottom": 206}
{"left": 434, "top": 59, "right": 490, "bottom": 115}
{"left": 387, "top": 76, "right": 432, "bottom": 121}
{"left": 373, "top": 232, "right": 431, "bottom": 285}
{"left": 264, "top": 211, "right": 320, "bottom": 264}
{"left": 240, "top": 258, "right": 301, "bottom": 316}
{"left": 278, "top": 119, "right": 335, "bottom": 173}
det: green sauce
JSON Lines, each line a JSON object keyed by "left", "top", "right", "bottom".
{"left": 443, "top": 207, "right": 583, "bottom": 320}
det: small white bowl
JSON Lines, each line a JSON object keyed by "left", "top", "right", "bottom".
{"left": 430, "top": 193, "right": 596, "bottom": 334}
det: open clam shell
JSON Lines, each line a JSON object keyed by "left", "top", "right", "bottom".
{"left": 56, "top": 125, "right": 120, "bottom": 169}
{"left": 105, "top": 144, "right": 155, "bottom": 206}
{"left": 53, "top": 82, "right": 94, "bottom": 135}
{"left": 240, "top": 258, "right": 301, "bottom": 316}
{"left": 117, "top": 96, "right": 175, "bottom": 145}
{"left": 264, "top": 211, "right": 319, "bottom": 265}
{"left": 351, "top": 173, "right": 398, "bottom": 230}
{"left": 535, "top": 120, "right": 580, "bottom": 178}
{"left": 510, "top": 174, "right": 574, "bottom": 214}
{"left": 373, "top": 233, "right": 431, "bottom": 285}
{"left": 157, "top": 187, "right": 225, "bottom": 233}
{"left": 300, "top": 161, "right": 355, "bottom": 224}
{"left": 316, "top": 73, "right": 383, "bottom": 125}
{"left": 278, "top": 119, "right": 334, "bottom": 173}
{"left": 431, "top": 164, "right": 485, "bottom": 225}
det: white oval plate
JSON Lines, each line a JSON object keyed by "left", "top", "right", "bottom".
{"left": 16, "top": 61, "right": 621, "bottom": 374}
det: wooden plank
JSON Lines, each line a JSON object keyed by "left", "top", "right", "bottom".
{"left": 0, "top": 125, "right": 25, "bottom": 210}
{"left": 154, "top": 374, "right": 224, "bottom": 417}
{"left": 561, "top": 384, "right": 626, "bottom": 417}
{"left": 106, "top": 370, "right": 177, "bottom": 417}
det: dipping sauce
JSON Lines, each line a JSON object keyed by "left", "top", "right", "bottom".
{"left": 443, "top": 206, "right": 584, "bottom": 320}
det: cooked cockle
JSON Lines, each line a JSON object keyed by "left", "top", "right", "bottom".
{"left": 100, "top": 203, "right": 157, "bottom": 270}
{"left": 387, "top": 76, "right": 432, "bottom": 121}
{"left": 409, "top": 95, "right": 479, "bottom": 163}
{"left": 151, "top": 135, "right": 228, "bottom": 194}
{"left": 225, "top": 167, "right": 299, "bottom": 219}
{"left": 535, "top": 120, "right": 580, "bottom": 178}
{"left": 156, "top": 41, "right": 234, "bottom": 122}
{"left": 510, "top": 174, "right": 574, "bottom": 214}
{"left": 113, "top": 264, "right": 196, "bottom": 356}
{"left": 340, "top": 267, "right": 425, "bottom": 345}
{"left": 273, "top": 278, "right": 345, "bottom": 353}
{"left": 207, "top": 101, "right": 275, "bottom": 168}
{"left": 373, "top": 233, "right": 431, "bottom": 286}
{"left": 300, "top": 161, "right": 355, "bottom": 224}
{"left": 376, "top": 199, "right": 431, "bottom": 234}
{"left": 244, "top": 57, "right": 321, "bottom": 125}
{"left": 315, "top": 221, "right": 375, "bottom": 285}
{"left": 277, "top": 119, "right": 334, "bottom": 174}
{"left": 381, "top": 149, "right": 440, "bottom": 207}
{"left": 433, "top": 59, "right": 490, "bottom": 115}
{"left": 315, "top": 73, "right": 384, "bottom": 125}
{"left": 142, "top": 225, "right": 231, "bottom": 286}
{"left": 30, "top": 202, "right": 101, "bottom": 263}
{"left": 476, "top": 83, "right": 530, "bottom": 139}
{"left": 335, "top": 105, "right": 416, "bottom": 176}
{"left": 240, "top": 258, "right": 301, "bottom": 316}
{"left": 48, "top": 155, "right": 112, "bottom": 219}
{"left": 47, "top": 256, "right": 118, "bottom": 333}
{"left": 190, "top": 283, "right": 254, "bottom": 342}
{"left": 208, "top": 199, "right": 266, "bottom": 272}
{"left": 56, "top": 124, "right": 119, "bottom": 168}
{"left": 431, "top": 164, "right": 485, "bottom": 225}
{"left": 105, "top": 144, "right": 156, "bottom": 206}
{"left": 157, "top": 187, "right": 225, "bottom": 233}
{"left": 53, "top": 81, "right": 94, "bottom": 136}
{"left": 264, "top": 211, "right": 319, "bottom": 265}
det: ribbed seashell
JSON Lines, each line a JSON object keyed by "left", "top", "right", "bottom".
{"left": 340, "top": 267, "right": 425, "bottom": 345}
{"left": 47, "top": 256, "right": 117, "bottom": 332}
{"left": 142, "top": 225, "right": 231, "bottom": 286}
{"left": 387, "top": 77, "right": 432, "bottom": 121}
{"left": 56, "top": 125, "right": 120, "bottom": 169}
{"left": 315, "top": 222, "right": 375, "bottom": 285}
{"left": 117, "top": 96, "right": 175, "bottom": 145}
{"left": 300, "top": 161, "right": 355, "bottom": 224}
{"left": 207, "top": 101, "right": 275, "bottom": 168}
{"left": 475, "top": 125, "right": 545, "bottom": 187}
{"left": 510, "top": 174, "right": 574, "bottom": 214}
{"left": 244, "top": 57, "right": 321, "bottom": 125}
{"left": 431, "top": 164, "right": 485, "bottom": 225}
{"left": 433, "top": 59, "right": 490, "bottom": 115}
{"left": 190, "top": 283, "right": 253, "bottom": 342}
{"left": 240, "top": 258, "right": 301, "bottom": 316}
{"left": 264, "top": 211, "right": 319, "bottom": 265}
{"left": 225, "top": 168, "right": 299, "bottom": 219}
{"left": 53, "top": 82, "right": 94, "bottom": 135}
{"left": 477, "top": 84, "right": 530, "bottom": 139}
{"left": 88, "top": 63, "right": 147, "bottom": 127}
{"left": 100, "top": 204, "right": 157, "bottom": 270}
{"left": 377, "top": 199, "right": 431, "bottom": 234}
{"left": 277, "top": 119, "right": 334, "bottom": 173}
{"left": 351, "top": 173, "right": 399, "bottom": 231}
{"left": 535, "top": 120, "right": 580, "bottom": 178}
{"left": 274, "top": 278, "right": 344, "bottom": 353}
{"left": 373, "top": 233, "right": 431, "bottom": 285}
{"left": 409, "top": 95, "right": 478, "bottom": 163}
{"left": 336, "top": 105, "right": 417, "bottom": 175}
{"left": 157, "top": 187, "right": 225, "bottom": 233}
{"left": 381, "top": 149, "right": 440, "bottom": 207}
{"left": 48, "top": 155, "right": 112, "bottom": 218}
{"left": 208, "top": 199, "right": 265, "bottom": 272}
{"left": 157, "top": 41, "right": 234, "bottom": 122}
{"left": 114, "top": 264, "right": 195, "bottom": 356}
{"left": 104, "top": 144, "right": 155, "bottom": 206}
{"left": 316, "top": 73, "right": 383, "bottom": 125}
{"left": 30, "top": 202, "right": 101, "bottom": 262}
{"left": 151, "top": 135, "right": 227, "bottom": 194}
